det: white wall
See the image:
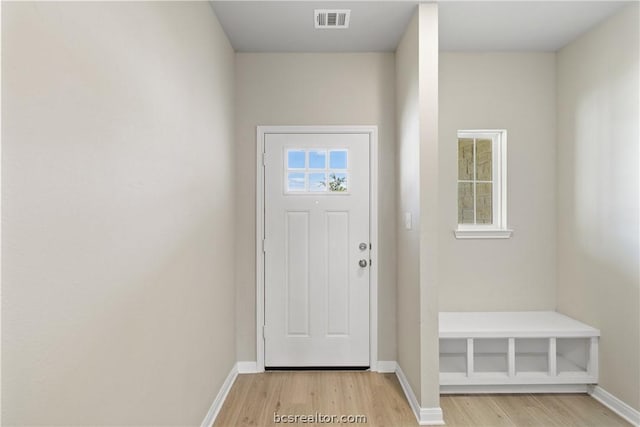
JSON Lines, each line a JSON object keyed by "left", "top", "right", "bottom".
{"left": 1, "top": 2, "right": 236, "bottom": 425}
{"left": 234, "top": 53, "right": 397, "bottom": 363}
{"left": 557, "top": 3, "right": 640, "bottom": 411}
{"left": 438, "top": 52, "right": 557, "bottom": 311}
{"left": 395, "top": 9, "right": 422, "bottom": 402}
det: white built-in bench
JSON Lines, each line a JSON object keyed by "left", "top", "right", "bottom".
{"left": 439, "top": 311, "right": 599, "bottom": 393}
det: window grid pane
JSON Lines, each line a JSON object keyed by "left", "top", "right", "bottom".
{"left": 287, "top": 150, "right": 306, "bottom": 169}
{"left": 287, "top": 172, "right": 306, "bottom": 192}
{"left": 458, "top": 182, "right": 474, "bottom": 224}
{"left": 329, "top": 150, "right": 348, "bottom": 169}
{"left": 458, "top": 138, "right": 474, "bottom": 180}
{"left": 328, "top": 173, "right": 347, "bottom": 192}
{"left": 309, "top": 172, "right": 327, "bottom": 192}
{"left": 476, "top": 183, "right": 493, "bottom": 224}
{"left": 309, "top": 150, "right": 327, "bottom": 169}
{"left": 476, "top": 139, "right": 492, "bottom": 181}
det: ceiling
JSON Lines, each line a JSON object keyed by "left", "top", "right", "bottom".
{"left": 438, "top": 1, "right": 631, "bottom": 51}
{"left": 210, "top": 1, "right": 633, "bottom": 52}
{"left": 210, "top": 1, "right": 417, "bottom": 52}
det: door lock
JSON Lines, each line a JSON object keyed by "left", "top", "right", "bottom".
{"left": 359, "top": 243, "right": 368, "bottom": 251}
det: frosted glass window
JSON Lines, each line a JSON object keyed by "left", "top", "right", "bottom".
{"left": 458, "top": 136, "right": 494, "bottom": 225}
{"left": 476, "top": 183, "right": 493, "bottom": 224}
{"left": 458, "top": 182, "right": 474, "bottom": 224}
{"left": 456, "top": 130, "right": 507, "bottom": 234}
{"left": 458, "top": 139, "right": 474, "bottom": 180}
{"left": 476, "top": 139, "right": 492, "bottom": 181}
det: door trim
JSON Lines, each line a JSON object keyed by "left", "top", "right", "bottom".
{"left": 256, "top": 125, "right": 379, "bottom": 372}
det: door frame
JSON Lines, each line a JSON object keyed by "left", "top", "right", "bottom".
{"left": 256, "top": 125, "right": 379, "bottom": 372}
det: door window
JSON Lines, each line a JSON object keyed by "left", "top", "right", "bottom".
{"left": 285, "top": 148, "right": 349, "bottom": 193}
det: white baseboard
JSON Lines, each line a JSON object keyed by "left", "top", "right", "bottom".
{"left": 395, "top": 364, "right": 444, "bottom": 425}
{"left": 589, "top": 385, "right": 640, "bottom": 427}
{"left": 201, "top": 363, "right": 238, "bottom": 427}
{"left": 418, "top": 407, "right": 445, "bottom": 426}
{"left": 441, "top": 384, "right": 588, "bottom": 394}
{"left": 237, "top": 361, "right": 259, "bottom": 374}
{"left": 375, "top": 360, "right": 397, "bottom": 373}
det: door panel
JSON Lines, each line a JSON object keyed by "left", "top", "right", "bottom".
{"left": 264, "top": 133, "right": 370, "bottom": 367}
{"left": 327, "top": 211, "right": 349, "bottom": 336}
{"left": 285, "top": 211, "right": 310, "bottom": 336}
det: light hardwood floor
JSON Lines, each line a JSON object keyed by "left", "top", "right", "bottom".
{"left": 213, "top": 371, "right": 631, "bottom": 427}
{"left": 441, "top": 393, "right": 630, "bottom": 427}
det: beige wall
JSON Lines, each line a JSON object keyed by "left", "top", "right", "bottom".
{"left": 395, "top": 5, "right": 442, "bottom": 410}
{"left": 438, "top": 52, "right": 557, "bottom": 311}
{"left": 395, "top": 9, "right": 422, "bottom": 401}
{"left": 234, "top": 53, "right": 397, "bottom": 362}
{"left": 1, "top": 2, "right": 236, "bottom": 425}
{"left": 557, "top": 3, "right": 640, "bottom": 411}
{"left": 418, "top": 4, "right": 441, "bottom": 409}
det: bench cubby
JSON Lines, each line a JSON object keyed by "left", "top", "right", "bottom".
{"left": 439, "top": 311, "right": 599, "bottom": 393}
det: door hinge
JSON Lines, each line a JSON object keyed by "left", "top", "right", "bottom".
{"left": 262, "top": 238, "right": 266, "bottom": 253}
{"left": 262, "top": 325, "right": 267, "bottom": 340}
{"left": 262, "top": 152, "right": 267, "bottom": 166}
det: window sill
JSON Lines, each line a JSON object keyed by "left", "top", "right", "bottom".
{"left": 454, "top": 229, "right": 513, "bottom": 239}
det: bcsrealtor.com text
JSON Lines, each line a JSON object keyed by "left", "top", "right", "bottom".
{"left": 273, "top": 412, "right": 367, "bottom": 424}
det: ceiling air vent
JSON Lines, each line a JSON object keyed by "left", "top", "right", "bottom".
{"left": 314, "top": 9, "right": 351, "bottom": 29}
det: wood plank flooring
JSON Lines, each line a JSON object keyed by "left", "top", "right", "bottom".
{"left": 213, "top": 371, "right": 631, "bottom": 427}
{"left": 441, "top": 393, "right": 630, "bottom": 427}
{"left": 214, "top": 371, "right": 415, "bottom": 427}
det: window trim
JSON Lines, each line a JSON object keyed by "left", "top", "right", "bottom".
{"left": 455, "top": 129, "right": 513, "bottom": 239}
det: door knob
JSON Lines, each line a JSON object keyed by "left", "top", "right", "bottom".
{"left": 359, "top": 259, "right": 368, "bottom": 268}
{"left": 359, "top": 243, "right": 368, "bottom": 251}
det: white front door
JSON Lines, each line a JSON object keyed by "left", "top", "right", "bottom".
{"left": 264, "top": 133, "right": 370, "bottom": 367}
